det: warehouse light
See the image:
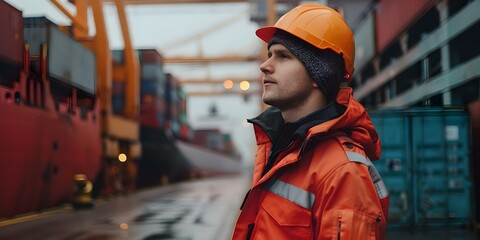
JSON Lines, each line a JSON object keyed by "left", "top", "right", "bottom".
{"left": 223, "top": 79, "right": 234, "bottom": 89}
{"left": 120, "top": 223, "right": 128, "bottom": 230}
{"left": 239, "top": 81, "right": 250, "bottom": 91}
{"left": 118, "top": 153, "right": 127, "bottom": 162}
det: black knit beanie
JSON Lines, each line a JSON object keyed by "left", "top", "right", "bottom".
{"left": 268, "top": 30, "right": 345, "bottom": 102}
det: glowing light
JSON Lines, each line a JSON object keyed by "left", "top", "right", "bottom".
{"left": 239, "top": 81, "right": 250, "bottom": 91}
{"left": 223, "top": 79, "right": 234, "bottom": 89}
{"left": 118, "top": 153, "right": 127, "bottom": 162}
{"left": 120, "top": 223, "right": 128, "bottom": 230}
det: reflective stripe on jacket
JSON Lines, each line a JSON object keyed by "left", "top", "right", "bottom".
{"left": 232, "top": 88, "right": 389, "bottom": 240}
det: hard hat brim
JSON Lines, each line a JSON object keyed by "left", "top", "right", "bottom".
{"left": 256, "top": 26, "right": 278, "bottom": 43}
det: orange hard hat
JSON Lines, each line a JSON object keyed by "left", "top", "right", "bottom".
{"left": 256, "top": 4, "right": 355, "bottom": 79}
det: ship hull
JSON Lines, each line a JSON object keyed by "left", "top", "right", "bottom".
{"left": 0, "top": 87, "right": 101, "bottom": 218}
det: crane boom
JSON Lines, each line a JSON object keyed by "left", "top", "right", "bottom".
{"left": 106, "top": 0, "right": 247, "bottom": 4}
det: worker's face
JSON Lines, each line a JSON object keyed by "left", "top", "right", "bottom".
{"left": 260, "top": 44, "right": 317, "bottom": 110}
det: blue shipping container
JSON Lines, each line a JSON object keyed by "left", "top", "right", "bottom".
{"left": 369, "top": 108, "right": 472, "bottom": 229}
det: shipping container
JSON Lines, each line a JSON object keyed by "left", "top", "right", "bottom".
{"left": 0, "top": 0, "right": 23, "bottom": 65}
{"left": 111, "top": 49, "right": 125, "bottom": 65}
{"left": 354, "top": 11, "right": 376, "bottom": 72}
{"left": 140, "top": 96, "right": 166, "bottom": 128}
{"left": 141, "top": 79, "right": 163, "bottom": 96}
{"left": 165, "top": 73, "right": 179, "bottom": 104}
{"left": 24, "top": 17, "right": 96, "bottom": 94}
{"left": 178, "top": 86, "right": 188, "bottom": 123}
{"left": 375, "top": 0, "right": 436, "bottom": 53}
{"left": 370, "top": 108, "right": 472, "bottom": 229}
{"left": 138, "top": 49, "right": 165, "bottom": 84}
{"left": 138, "top": 49, "right": 163, "bottom": 66}
{"left": 0, "top": 0, "right": 23, "bottom": 86}
{"left": 140, "top": 77, "right": 167, "bottom": 128}
{"left": 141, "top": 64, "right": 166, "bottom": 81}
{"left": 467, "top": 101, "right": 480, "bottom": 224}
{"left": 165, "top": 73, "right": 179, "bottom": 132}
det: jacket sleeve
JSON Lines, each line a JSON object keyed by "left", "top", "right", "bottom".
{"left": 313, "top": 162, "right": 386, "bottom": 240}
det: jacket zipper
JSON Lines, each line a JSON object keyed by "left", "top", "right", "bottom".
{"left": 337, "top": 219, "right": 342, "bottom": 240}
{"left": 246, "top": 223, "right": 255, "bottom": 240}
{"left": 262, "top": 140, "right": 295, "bottom": 176}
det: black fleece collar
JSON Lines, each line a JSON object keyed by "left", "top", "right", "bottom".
{"left": 248, "top": 102, "right": 346, "bottom": 143}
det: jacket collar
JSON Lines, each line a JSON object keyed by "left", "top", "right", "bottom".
{"left": 248, "top": 101, "right": 345, "bottom": 145}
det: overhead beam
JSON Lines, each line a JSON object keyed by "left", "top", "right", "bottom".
{"left": 186, "top": 90, "right": 261, "bottom": 96}
{"left": 164, "top": 56, "right": 260, "bottom": 63}
{"left": 179, "top": 78, "right": 261, "bottom": 85}
{"left": 107, "top": 0, "right": 247, "bottom": 4}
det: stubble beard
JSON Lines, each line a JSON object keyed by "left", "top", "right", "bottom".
{"left": 262, "top": 88, "right": 310, "bottom": 111}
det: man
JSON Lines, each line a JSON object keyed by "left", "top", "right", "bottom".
{"left": 232, "top": 4, "right": 389, "bottom": 240}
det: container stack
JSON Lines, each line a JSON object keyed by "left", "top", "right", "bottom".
{"left": 138, "top": 49, "right": 167, "bottom": 128}
{"left": 165, "top": 73, "right": 180, "bottom": 135}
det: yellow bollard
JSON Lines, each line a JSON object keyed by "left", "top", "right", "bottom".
{"left": 161, "top": 175, "right": 169, "bottom": 185}
{"left": 72, "top": 174, "right": 94, "bottom": 209}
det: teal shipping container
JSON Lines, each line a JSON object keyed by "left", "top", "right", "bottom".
{"left": 369, "top": 108, "right": 472, "bottom": 229}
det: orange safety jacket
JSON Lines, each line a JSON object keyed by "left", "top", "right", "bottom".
{"left": 232, "top": 88, "right": 389, "bottom": 240}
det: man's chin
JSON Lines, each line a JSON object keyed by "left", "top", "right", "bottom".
{"left": 262, "top": 97, "right": 278, "bottom": 108}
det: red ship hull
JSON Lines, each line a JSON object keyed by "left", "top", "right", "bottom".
{"left": 0, "top": 84, "right": 101, "bottom": 218}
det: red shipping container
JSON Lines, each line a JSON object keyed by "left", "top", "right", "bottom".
{"left": 156, "top": 97, "right": 166, "bottom": 119}
{"left": 375, "top": 0, "right": 436, "bottom": 53}
{"left": 139, "top": 49, "right": 163, "bottom": 66}
{"left": 0, "top": 0, "right": 23, "bottom": 64}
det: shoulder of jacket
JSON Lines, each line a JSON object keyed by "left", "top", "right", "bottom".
{"left": 304, "top": 136, "right": 353, "bottom": 174}
{"left": 331, "top": 134, "right": 366, "bottom": 154}
{"left": 308, "top": 133, "right": 364, "bottom": 155}
{"left": 307, "top": 134, "right": 369, "bottom": 173}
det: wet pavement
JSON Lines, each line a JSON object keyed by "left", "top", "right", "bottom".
{"left": 0, "top": 172, "right": 478, "bottom": 239}
{"left": 0, "top": 174, "right": 250, "bottom": 240}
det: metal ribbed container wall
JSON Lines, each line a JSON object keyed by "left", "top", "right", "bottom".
{"left": 0, "top": 0, "right": 23, "bottom": 84}
{"left": 375, "top": 0, "right": 436, "bottom": 53}
{"left": 23, "top": 17, "right": 96, "bottom": 94}
{"left": 354, "top": 11, "right": 375, "bottom": 72}
{"left": 0, "top": 0, "right": 23, "bottom": 65}
{"left": 369, "top": 108, "right": 472, "bottom": 229}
